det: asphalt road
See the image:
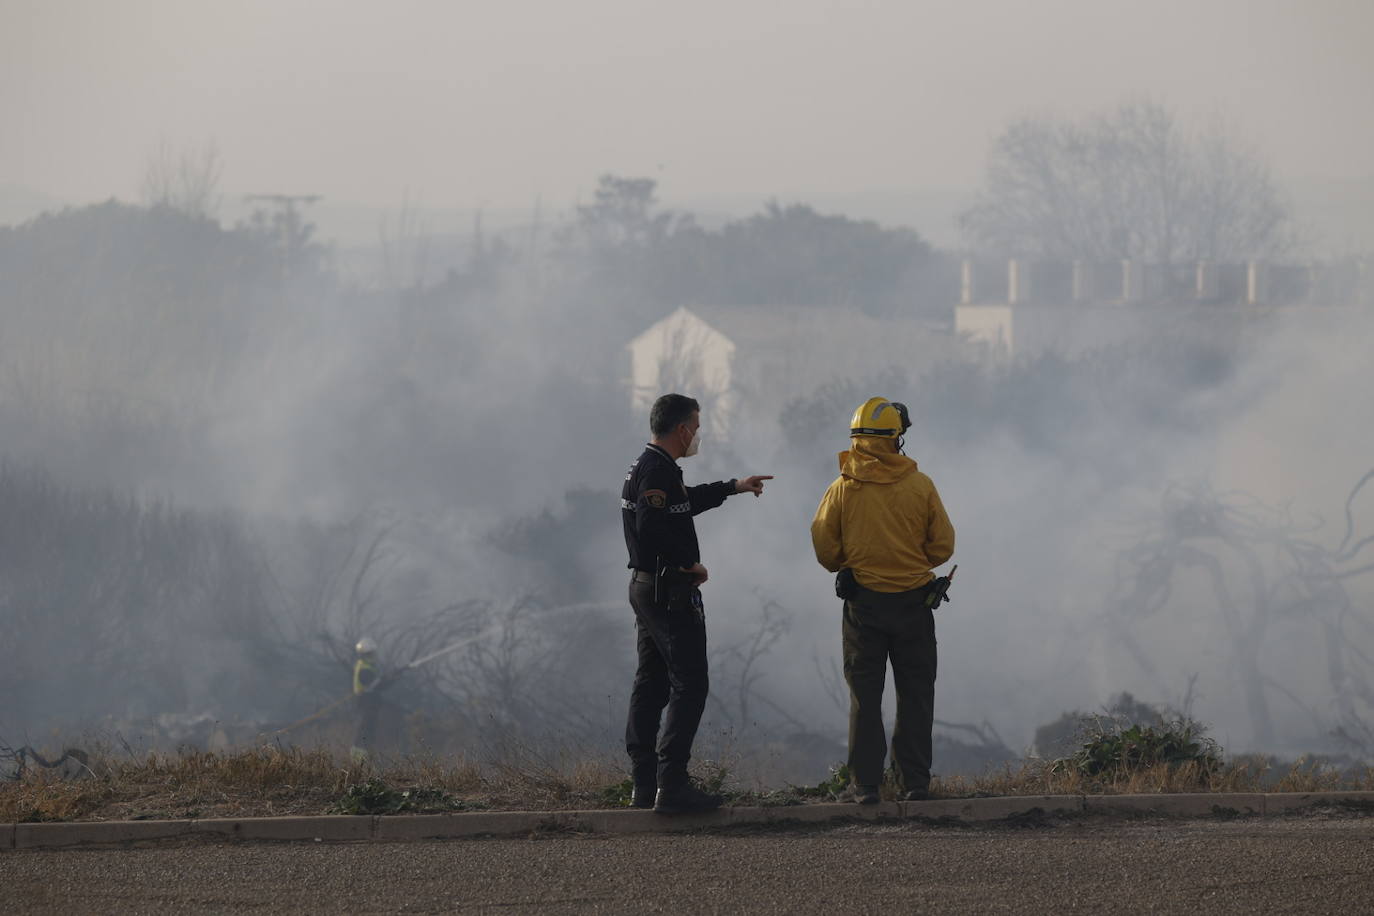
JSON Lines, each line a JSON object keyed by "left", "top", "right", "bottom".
{"left": 3, "top": 813, "right": 1371, "bottom": 914}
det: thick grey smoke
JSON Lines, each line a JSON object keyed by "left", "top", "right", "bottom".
{"left": 0, "top": 188, "right": 1370, "bottom": 782}
{"left": 681, "top": 304, "right": 1374, "bottom": 762}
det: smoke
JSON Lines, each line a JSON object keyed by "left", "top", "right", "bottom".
{"left": 671, "top": 304, "right": 1374, "bottom": 761}
{"left": 0, "top": 196, "right": 1371, "bottom": 777}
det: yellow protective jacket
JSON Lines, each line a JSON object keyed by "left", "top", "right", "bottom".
{"left": 811, "top": 436, "right": 955, "bottom": 593}
{"left": 353, "top": 657, "right": 379, "bottom": 696}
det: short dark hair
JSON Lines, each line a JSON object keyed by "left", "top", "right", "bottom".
{"left": 650, "top": 393, "right": 700, "bottom": 437}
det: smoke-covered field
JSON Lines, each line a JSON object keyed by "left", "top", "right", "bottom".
{"left": 1, "top": 190, "right": 1371, "bottom": 786}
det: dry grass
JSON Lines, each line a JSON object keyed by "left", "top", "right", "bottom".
{"left": 930, "top": 757, "right": 1374, "bottom": 799}
{"left": 1, "top": 746, "right": 349, "bottom": 823}
{"left": 3, "top": 746, "right": 1371, "bottom": 823}
{"left": 0, "top": 744, "right": 624, "bottom": 823}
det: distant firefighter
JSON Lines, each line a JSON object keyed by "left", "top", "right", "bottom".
{"left": 351, "top": 637, "right": 381, "bottom": 761}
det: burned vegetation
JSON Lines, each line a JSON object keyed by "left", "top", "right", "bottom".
{"left": 1108, "top": 470, "right": 1374, "bottom": 756}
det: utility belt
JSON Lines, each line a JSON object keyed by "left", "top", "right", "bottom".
{"left": 631, "top": 565, "right": 699, "bottom": 604}
{"left": 836, "top": 568, "right": 954, "bottom": 609}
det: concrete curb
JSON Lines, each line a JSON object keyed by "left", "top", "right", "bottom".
{"left": 192, "top": 815, "right": 377, "bottom": 843}
{"left": 1081, "top": 793, "right": 1265, "bottom": 817}
{"left": 4, "top": 791, "right": 1372, "bottom": 850}
{"left": 1259, "top": 790, "right": 1374, "bottom": 814}
{"left": 901, "top": 794, "right": 1084, "bottom": 821}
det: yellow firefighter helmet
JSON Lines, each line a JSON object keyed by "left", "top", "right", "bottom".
{"left": 849, "top": 397, "right": 910, "bottom": 438}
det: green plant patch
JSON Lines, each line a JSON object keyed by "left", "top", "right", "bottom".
{"left": 794, "top": 763, "right": 852, "bottom": 799}
{"left": 1056, "top": 718, "right": 1223, "bottom": 781}
{"left": 695, "top": 762, "right": 730, "bottom": 795}
{"left": 600, "top": 778, "right": 636, "bottom": 808}
{"left": 330, "top": 778, "right": 472, "bottom": 815}
{"left": 751, "top": 790, "right": 807, "bottom": 808}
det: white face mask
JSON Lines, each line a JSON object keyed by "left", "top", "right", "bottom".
{"left": 684, "top": 427, "right": 701, "bottom": 458}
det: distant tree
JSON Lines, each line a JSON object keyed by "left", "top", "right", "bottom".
{"left": 556, "top": 174, "right": 950, "bottom": 320}
{"left": 960, "top": 100, "right": 1294, "bottom": 264}
{"left": 712, "top": 201, "right": 941, "bottom": 315}
{"left": 555, "top": 175, "right": 702, "bottom": 319}
{"left": 141, "top": 138, "right": 224, "bottom": 219}
{"left": 0, "top": 200, "right": 302, "bottom": 439}
{"left": 242, "top": 193, "right": 327, "bottom": 280}
{"left": 564, "top": 175, "right": 695, "bottom": 252}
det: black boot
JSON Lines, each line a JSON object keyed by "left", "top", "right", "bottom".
{"left": 836, "top": 784, "right": 880, "bottom": 805}
{"left": 653, "top": 783, "right": 723, "bottom": 815}
{"left": 631, "top": 784, "right": 657, "bottom": 809}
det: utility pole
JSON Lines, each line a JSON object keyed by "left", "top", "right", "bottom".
{"left": 243, "top": 193, "right": 321, "bottom": 281}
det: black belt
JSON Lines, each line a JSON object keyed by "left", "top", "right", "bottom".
{"left": 632, "top": 568, "right": 698, "bottom": 585}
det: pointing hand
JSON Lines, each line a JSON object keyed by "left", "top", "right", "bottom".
{"left": 736, "top": 475, "right": 775, "bottom": 497}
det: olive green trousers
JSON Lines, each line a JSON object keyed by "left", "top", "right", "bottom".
{"left": 841, "top": 585, "right": 937, "bottom": 793}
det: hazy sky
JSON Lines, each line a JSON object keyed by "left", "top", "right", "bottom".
{"left": 4, "top": 0, "right": 1372, "bottom": 213}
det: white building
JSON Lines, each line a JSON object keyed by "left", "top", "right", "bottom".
{"left": 625, "top": 305, "right": 951, "bottom": 439}
{"left": 955, "top": 257, "right": 1372, "bottom": 358}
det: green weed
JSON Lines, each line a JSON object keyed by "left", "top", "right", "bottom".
{"left": 330, "top": 777, "right": 472, "bottom": 815}
{"left": 600, "top": 777, "right": 636, "bottom": 808}
{"left": 1056, "top": 717, "right": 1222, "bottom": 782}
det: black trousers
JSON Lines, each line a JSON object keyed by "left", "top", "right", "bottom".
{"left": 625, "top": 577, "right": 709, "bottom": 790}
{"left": 841, "top": 585, "right": 937, "bottom": 793}
{"left": 353, "top": 692, "right": 380, "bottom": 750}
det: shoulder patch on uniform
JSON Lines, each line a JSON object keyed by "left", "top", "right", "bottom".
{"left": 644, "top": 489, "right": 667, "bottom": 509}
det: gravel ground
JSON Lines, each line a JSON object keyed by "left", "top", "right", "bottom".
{"left": 3, "top": 812, "right": 1371, "bottom": 914}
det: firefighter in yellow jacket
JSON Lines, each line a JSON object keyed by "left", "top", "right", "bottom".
{"left": 351, "top": 637, "right": 381, "bottom": 761}
{"left": 811, "top": 397, "right": 955, "bottom": 803}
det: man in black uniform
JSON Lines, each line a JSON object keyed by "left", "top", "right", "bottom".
{"left": 622, "top": 393, "right": 772, "bottom": 814}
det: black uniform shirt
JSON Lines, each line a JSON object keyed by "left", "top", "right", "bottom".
{"left": 622, "top": 444, "right": 735, "bottom": 571}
